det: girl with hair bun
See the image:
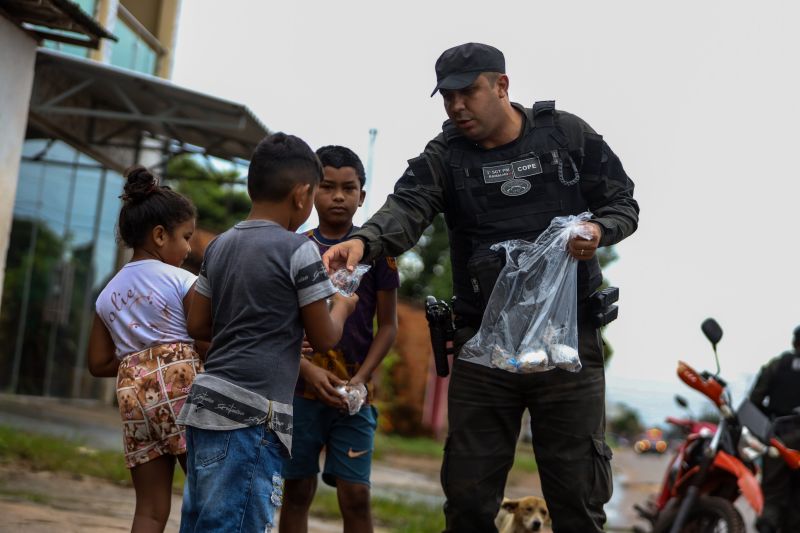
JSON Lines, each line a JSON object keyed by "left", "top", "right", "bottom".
{"left": 88, "top": 165, "right": 203, "bottom": 532}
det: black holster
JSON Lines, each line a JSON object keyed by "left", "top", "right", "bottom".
{"left": 425, "top": 296, "right": 455, "bottom": 377}
{"left": 589, "top": 286, "right": 619, "bottom": 328}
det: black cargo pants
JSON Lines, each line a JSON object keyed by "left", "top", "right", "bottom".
{"left": 441, "top": 311, "right": 613, "bottom": 533}
{"left": 756, "top": 454, "right": 800, "bottom": 533}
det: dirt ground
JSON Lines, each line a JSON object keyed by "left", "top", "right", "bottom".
{"left": 0, "top": 441, "right": 628, "bottom": 533}
{"left": 0, "top": 450, "right": 542, "bottom": 532}
{"left": 0, "top": 463, "right": 352, "bottom": 533}
{"left": 0, "top": 452, "right": 613, "bottom": 533}
{"left": 1, "top": 394, "right": 758, "bottom": 532}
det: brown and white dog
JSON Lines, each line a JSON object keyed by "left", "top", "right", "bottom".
{"left": 495, "top": 496, "right": 552, "bottom": 533}
{"left": 118, "top": 387, "right": 141, "bottom": 420}
{"left": 138, "top": 376, "right": 161, "bottom": 407}
{"left": 164, "top": 361, "right": 193, "bottom": 393}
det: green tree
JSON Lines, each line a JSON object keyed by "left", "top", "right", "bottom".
{"left": 397, "top": 214, "right": 452, "bottom": 301}
{"left": 0, "top": 219, "right": 64, "bottom": 392}
{"left": 596, "top": 246, "right": 618, "bottom": 273}
{"left": 607, "top": 403, "right": 645, "bottom": 440}
{"left": 595, "top": 246, "right": 619, "bottom": 363}
{"left": 165, "top": 155, "right": 250, "bottom": 233}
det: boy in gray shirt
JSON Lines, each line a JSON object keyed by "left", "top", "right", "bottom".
{"left": 178, "top": 133, "right": 358, "bottom": 533}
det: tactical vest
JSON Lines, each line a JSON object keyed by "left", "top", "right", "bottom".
{"left": 766, "top": 352, "right": 800, "bottom": 417}
{"left": 438, "top": 101, "right": 603, "bottom": 322}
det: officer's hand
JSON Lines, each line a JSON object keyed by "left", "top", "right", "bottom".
{"left": 300, "top": 359, "right": 346, "bottom": 408}
{"left": 568, "top": 222, "right": 602, "bottom": 260}
{"left": 323, "top": 238, "right": 364, "bottom": 273}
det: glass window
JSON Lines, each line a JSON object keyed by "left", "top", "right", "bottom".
{"left": 40, "top": 0, "right": 97, "bottom": 58}
{"left": 110, "top": 20, "right": 158, "bottom": 75}
{"left": 0, "top": 140, "right": 123, "bottom": 398}
{"left": 74, "top": 0, "right": 96, "bottom": 15}
{"left": 42, "top": 40, "right": 90, "bottom": 58}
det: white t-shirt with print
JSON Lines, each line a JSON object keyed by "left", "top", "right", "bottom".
{"left": 95, "top": 260, "right": 197, "bottom": 358}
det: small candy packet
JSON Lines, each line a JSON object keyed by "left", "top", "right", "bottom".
{"left": 330, "top": 265, "right": 371, "bottom": 297}
{"left": 335, "top": 382, "right": 367, "bottom": 415}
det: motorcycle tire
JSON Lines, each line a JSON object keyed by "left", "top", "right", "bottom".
{"left": 652, "top": 495, "right": 745, "bottom": 533}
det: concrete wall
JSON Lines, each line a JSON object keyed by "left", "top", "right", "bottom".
{"left": 0, "top": 17, "right": 37, "bottom": 304}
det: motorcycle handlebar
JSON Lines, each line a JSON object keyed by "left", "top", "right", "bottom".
{"left": 677, "top": 361, "right": 726, "bottom": 409}
{"left": 666, "top": 416, "right": 694, "bottom": 429}
{"left": 770, "top": 438, "right": 800, "bottom": 470}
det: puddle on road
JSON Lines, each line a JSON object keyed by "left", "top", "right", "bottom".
{"left": 607, "top": 467, "right": 647, "bottom": 532}
{"left": 606, "top": 467, "right": 626, "bottom": 527}
{"left": 606, "top": 452, "right": 668, "bottom": 532}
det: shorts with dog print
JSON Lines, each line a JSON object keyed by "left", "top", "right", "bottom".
{"left": 116, "top": 342, "right": 202, "bottom": 468}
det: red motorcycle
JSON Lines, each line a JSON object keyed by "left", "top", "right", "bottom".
{"left": 634, "top": 318, "right": 769, "bottom": 533}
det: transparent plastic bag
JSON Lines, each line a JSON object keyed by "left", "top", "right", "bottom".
{"left": 460, "top": 212, "right": 594, "bottom": 373}
{"left": 330, "top": 265, "right": 371, "bottom": 297}
{"left": 335, "top": 383, "right": 367, "bottom": 415}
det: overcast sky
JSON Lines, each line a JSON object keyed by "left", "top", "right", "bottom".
{"left": 172, "top": 0, "right": 800, "bottom": 425}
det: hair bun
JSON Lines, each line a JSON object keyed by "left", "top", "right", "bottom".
{"left": 122, "top": 165, "right": 159, "bottom": 203}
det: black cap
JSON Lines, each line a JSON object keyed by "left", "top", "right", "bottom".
{"left": 431, "top": 42, "right": 505, "bottom": 97}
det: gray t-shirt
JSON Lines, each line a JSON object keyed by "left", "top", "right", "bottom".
{"left": 177, "top": 220, "right": 335, "bottom": 453}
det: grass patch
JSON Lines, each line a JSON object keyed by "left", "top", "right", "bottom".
{"left": 307, "top": 487, "right": 342, "bottom": 521}
{"left": 511, "top": 444, "right": 538, "bottom": 473}
{"left": 371, "top": 495, "right": 445, "bottom": 533}
{"left": 0, "top": 425, "right": 530, "bottom": 531}
{"left": 373, "top": 432, "right": 444, "bottom": 460}
{"left": 373, "top": 431, "right": 537, "bottom": 473}
{"left": 0, "top": 426, "right": 185, "bottom": 491}
{"left": 0, "top": 426, "right": 129, "bottom": 484}
{"left": 310, "top": 485, "right": 445, "bottom": 533}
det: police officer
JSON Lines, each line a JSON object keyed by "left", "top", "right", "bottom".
{"left": 751, "top": 326, "right": 800, "bottom": 533}
{"left": 323, "top": 43, "right": 639, "bottom": 532}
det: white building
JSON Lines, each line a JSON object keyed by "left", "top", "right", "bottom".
{"left": 0, "top": 0, "right": 267, "bottom": 398}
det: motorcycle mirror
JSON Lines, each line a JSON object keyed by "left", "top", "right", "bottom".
{"left": 675, "top": 395, "right": 689, "bottom": 409}
{"left": 701, "top": 318, "right": 723, "bottom": 346}
{"left": 701, "top": 318, "right": 723, "bottom": 376}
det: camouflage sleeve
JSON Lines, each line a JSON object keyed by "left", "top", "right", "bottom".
{"left": 562, "top": 112, "right": 640, "bottom": 247}
{"left": 353, "top": 139, "right": 447, "bottom": 261}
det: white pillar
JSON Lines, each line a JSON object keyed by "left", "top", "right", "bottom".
{"left": 0, "top": 17, "right": 37, "bottom": 304}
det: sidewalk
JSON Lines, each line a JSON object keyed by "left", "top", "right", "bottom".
{"left": 0, "top": 393, "right": 121, "bottom": 448}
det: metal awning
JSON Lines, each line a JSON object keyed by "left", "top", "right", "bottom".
{"left": 28, "top": 48, "right": 269, "bottom": 172}
{"left": 0, "top": 0, "right": 116, "bottom": 49}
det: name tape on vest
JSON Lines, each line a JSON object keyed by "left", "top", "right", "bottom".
{"left": 482, "top": 156, "right": 542, "bottom": 184}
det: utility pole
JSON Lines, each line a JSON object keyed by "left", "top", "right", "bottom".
{"left": 363, "top": 128, "right": 378, "bottom": 217}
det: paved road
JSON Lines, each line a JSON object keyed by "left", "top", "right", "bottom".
{"left": 612, "top": 448, "right": 757, "bottom": 533}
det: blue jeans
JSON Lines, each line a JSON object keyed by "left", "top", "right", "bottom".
{"left": 180, "top": 424, "right": 286, "bottom": 533}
